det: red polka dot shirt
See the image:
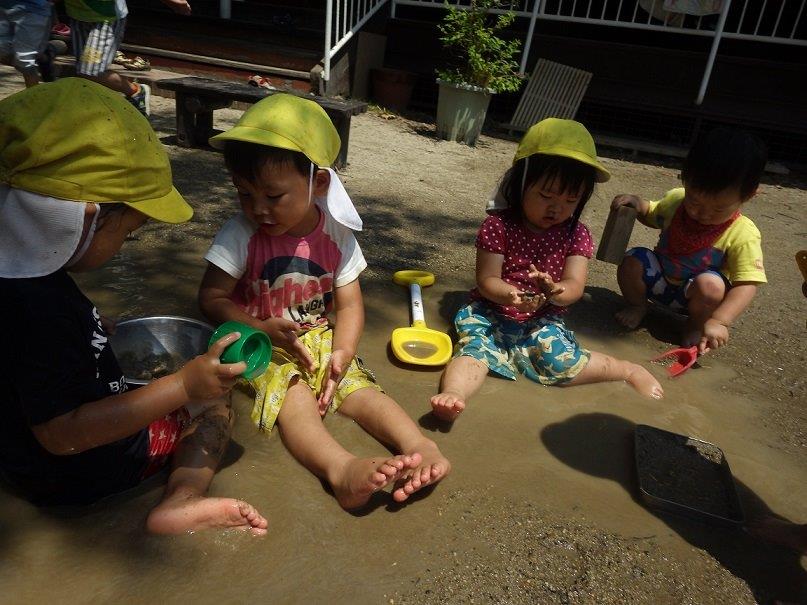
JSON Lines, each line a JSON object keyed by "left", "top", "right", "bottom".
{"left": 471, "top": 210, "right": 594, "bottom": 322}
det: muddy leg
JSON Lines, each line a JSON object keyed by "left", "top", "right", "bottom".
{"left": 682, "top": 273, "right": 726, "bottom": 348}
{"left": 339, "top": 388, "right": 451, "bottom": 502}
{"left": 146, "top": 397, "right": 268, "bottom": 535}
{"left": 565, "top": 351, "right": 663, "bottom": 400}
{"left": 430, "top": 356, "right": 488, "bottom": 421}
{"left": 277, "top": 380, "right": 420, "bottom": 510}
{"left": 615, "top": 255, "right": 649, "bottom": 329}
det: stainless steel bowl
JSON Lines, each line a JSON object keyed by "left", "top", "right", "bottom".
{"left": 110, "top": 316, "right": 214, "bottom": 386}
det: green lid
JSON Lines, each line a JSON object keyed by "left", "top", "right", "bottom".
{"left": 208, "top": 321, "right": 272, "bottom": 380}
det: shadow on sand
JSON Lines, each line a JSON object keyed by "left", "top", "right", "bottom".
{"left": 541, "top": 412, "right": 806, "bottom": 604}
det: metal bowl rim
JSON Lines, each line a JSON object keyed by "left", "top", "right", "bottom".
{"left": 113, "top": 316, "right": 215, "bottom": 386}
{"left": 115, "top": 316, "right": 215, "bottom": 331}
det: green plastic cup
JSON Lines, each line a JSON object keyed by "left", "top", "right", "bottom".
{"left": 208, "top": 321, "right": 272, "bottom": 380}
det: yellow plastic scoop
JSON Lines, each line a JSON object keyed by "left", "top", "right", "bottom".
{"left": 391, "top": 270, "right": 453, "bottom": 366}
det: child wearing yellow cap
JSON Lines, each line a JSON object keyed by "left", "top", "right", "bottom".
{"left": 198, "top": 93, "right": 450, "bottom": 509}
{"left": 0, "top": 79, "right": 267, "bottom": 535}
{"left": 431, "top": 119, "right": 664, "bottom": 422}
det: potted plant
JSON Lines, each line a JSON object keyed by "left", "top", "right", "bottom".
{"left": 435, "top": 0, "right": 524, "bottom": 145}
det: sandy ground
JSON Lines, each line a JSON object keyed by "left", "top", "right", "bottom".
{"left": 0, "top": 71, "right": 805, "bottom": 604}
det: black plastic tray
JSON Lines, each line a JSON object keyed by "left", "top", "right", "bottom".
{"left": 634, "top": 425, "right": 744, "bottom": 527}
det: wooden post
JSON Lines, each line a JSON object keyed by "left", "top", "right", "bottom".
{"left": 596, "top": 205, "right": 637, "bottom": 265}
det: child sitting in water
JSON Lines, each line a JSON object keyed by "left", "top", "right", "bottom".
{"left": 431, "top": 118, "right": 663, "bottom": 422}
{"left": 612, "top": 127, "right": 767, "bottom": 353}
{"left": 198, "top": 94, "right": 450, "bottom": 509}
{"left": 0, "top": 79, "right": 267, "bottom": 535}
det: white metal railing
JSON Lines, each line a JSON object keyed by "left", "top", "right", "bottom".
{"left": 391, "top": 0, "right": 806, "bottom": 103}
{"left": 392, "top": 0, "right": 806, "bottom": 45}
{"left": 324, "top": 0, "right": 391, "bottom": 82}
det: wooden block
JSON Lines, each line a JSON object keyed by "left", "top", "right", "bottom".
{"left": 596, "top": 205, "right": 637, "bottom": 264}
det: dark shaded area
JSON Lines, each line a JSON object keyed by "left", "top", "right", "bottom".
{"left": 436, "top": 290, "right": 470, "bottom": 327}
{"left": 384, "top": 11, "right": 806, "bottom": 164}
{"left": 541, "top": 413, "right": 807, "bottom": 604}
{"left": 417, "top": 411, "right": 454, "bottom": 435}
{"left": 567, "top": 285, "right": 684, "bottom": 346}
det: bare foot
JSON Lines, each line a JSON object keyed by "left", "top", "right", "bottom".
{"left": 332, "top": 453, "right": 422, "bottom": 510}
{"left": 430, "top": 391, "right": 466, "bottom": 421}
{"left": 146, "top": 493, "right": 268, "bottom": 536}
{"left": 393, "top": 438, "right": 451, "bottom": 502}
{"left": 625, "top": 363, "right": 664, "bottom": 399}
{"left": 615, "top": 304, "right": 647, "bottom": 329}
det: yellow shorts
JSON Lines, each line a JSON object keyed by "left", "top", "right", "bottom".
{"left": 249, "top": 325, "right": 382, "bottom": 431}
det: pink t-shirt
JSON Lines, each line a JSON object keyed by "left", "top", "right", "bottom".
{"left": 472, "top": 211, "right": 594, "bottom": 322}
{"left": 204, "top": 206, "right": 366, "bottom": 328}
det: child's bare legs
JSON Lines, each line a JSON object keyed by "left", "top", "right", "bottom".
{"left": 146, "top": 398, "right": 268, "bottom": 535}
{"left": 565, "top": 351, "right": 664, "bottom": 399}
{"left": 430, "top": 356, "right": 488, "bottom": 421}
{"left": 339, "top": 388, "right": 451, "bottom": 502}
{"left": 21, "top": 69, "right": 40, "bottom": 88}
{"left": 615, "top": 255, "right": 649, "bottom": 329}
{"left": 682, "top": 273, "right": 725, "bottom": 347}
{"left": 81, "top": 70, "right": 138, "bottom": 96}
{"left": 276, "top": 380, "right": 422, "bottom": 510}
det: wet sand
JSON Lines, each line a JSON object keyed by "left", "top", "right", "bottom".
{"left": 0, "top": 71, "right": 805, "bottom": 603}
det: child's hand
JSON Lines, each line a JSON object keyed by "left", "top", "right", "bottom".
{"left": 177, "top": 332, "right": 246, "bottom": 400}
{"left": 100, "top": 315, "right": 117, "bottom": 335}
{"left": 611, "top": 194, "right": 642, "bottom": 211}
{"left": 508, "top": 289, "right": 547, "bottom": 312}
{"left": 699, "top": 319, "right": 729, "bottom": 353}
{"left": 528, "top": 264, "right": 565, "bottom": 298}
{"left": 317, "top": 349, "right": 351, "bottom": 415}
{"left": 260, "top": 318, "right": 316, "bottom": 372}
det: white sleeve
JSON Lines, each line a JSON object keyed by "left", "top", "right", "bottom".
{"left": 203, "top": 214, "right": 254, "bottom": 279}
{"left": 334, "top": 232, "right": 367, "bottom": 287}
{"left": 321, "top": 212, "right": 367, "bottom": 286}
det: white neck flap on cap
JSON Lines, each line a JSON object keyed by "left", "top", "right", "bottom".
{"left": 486, "top": 157, "right": 529, "bottom": 214}
{"left": 315, "top": 168, "right": 362, "bottom": 231}
{"left": 0, "top": 185, "right": 86, "bottom": 278}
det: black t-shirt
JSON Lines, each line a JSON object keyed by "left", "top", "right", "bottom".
{"left": 0, "top": 271, "right": 148, "bottom": 505}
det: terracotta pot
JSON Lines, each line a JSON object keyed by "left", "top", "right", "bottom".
{"left": 371, "top": 68, "right": 417, "bottom": 112}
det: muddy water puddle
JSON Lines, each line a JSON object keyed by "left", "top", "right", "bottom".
{"left": 2, "top": 266, "right": 805, "bottom": 603}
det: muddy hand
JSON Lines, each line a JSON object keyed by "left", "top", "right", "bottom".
{"left": 100, "top": 315, "right": 117, "bottom": 335}
{"left": 699, "top": 319, "right": 728, "bottom": 354}
{"left": 528, "top": 264, "right": 564, "bottom": 297}
{"left": 512, "top": 289, "right": 547, "bottom": 312}
{"left": 317, "top": 349, "right": 349, "bottom": 415}
{"left": 178, "top": 332, "right": 246, "bottom": 400}
{"left": 611, "top": 193, "right": 641, "bottom": 210}
{"left": 262, "top": 318, "right": 316, "bottom": 371}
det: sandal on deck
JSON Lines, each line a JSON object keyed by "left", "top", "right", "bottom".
{"left": 113, "top": 51, "right": 132, "bottom": 66}
{"left": 51, "top": 22, "right": 71, "bottom": 37}
{"left": 124, "top": 56, "right": 151, "bottom": 71}
{"left": 248, "top": 74, "right": 276, "bottom": 90}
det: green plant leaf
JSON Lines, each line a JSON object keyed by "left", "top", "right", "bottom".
{"left": 436, "top": 0, "right": 525, "bottom": 93}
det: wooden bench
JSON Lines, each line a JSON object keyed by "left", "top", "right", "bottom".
{"left": 158, "top": 77, "right": 368, "bottom": 169}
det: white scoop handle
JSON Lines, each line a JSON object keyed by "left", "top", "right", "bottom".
{"left": 409, "top": 283, "right": 426, "bottom": 327}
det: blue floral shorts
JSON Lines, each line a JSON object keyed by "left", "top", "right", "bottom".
{"left": 453, "top": 301, "right": 590, "bottom": 386}
{"left": 625, "top": 247, "right": 728, "bottom": 311}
